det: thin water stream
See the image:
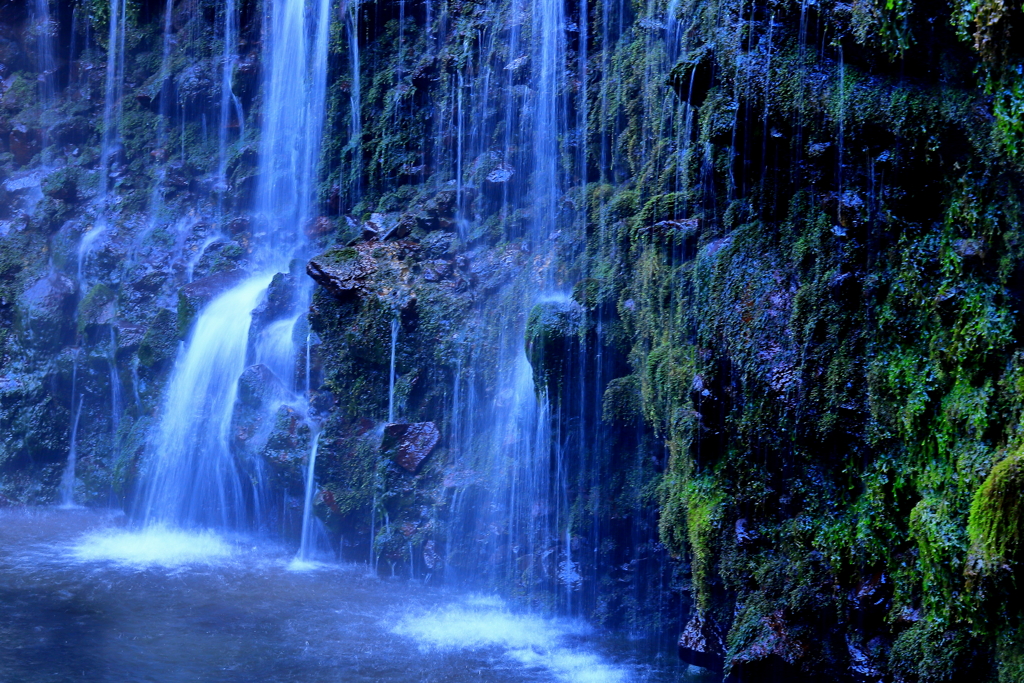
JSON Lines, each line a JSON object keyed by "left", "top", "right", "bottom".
{"left": 0, "top": 508, "right": 700, "bottom": 683}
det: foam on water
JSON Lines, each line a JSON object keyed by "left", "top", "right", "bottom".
{"left": 72, "top": 526, "right": 234, "bottom": 567}
{"left": 393, "top": 596, "right": 627, "bottom": 683}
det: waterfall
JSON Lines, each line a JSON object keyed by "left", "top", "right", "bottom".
{"left": 138, "top": 0, "right": 331, "bottom": 531}
{"left": 33, "top": 0, "right": 56, "bottom": 111}
{"left": 343, "top": 0, "right": 362, "bottom": 198}
{"left": 80, "top": 0, "right": 127, "bottom": 278}
{"left": 217, "top": 0, "right": 241, "bottom": 195}
{"left": 139, "top": 277, "right": 270, "bottom": 528}
{"left": 296, "top": 431, "right": 322, "bottom": 562}
{"left": 143, "top": 0, "right": 176, "bottom": 234}
{"left": 108, "top": 329, "right": 122, "bottom": 461}
{"left": 388, "top": 317, "right": 398, "bottom": 423}
{"left": 60, "top": 357, "right": 82, "bottom": 508}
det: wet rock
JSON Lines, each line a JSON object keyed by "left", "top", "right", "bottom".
{"left": 381, "top": 422, "right": 440, "bottom": 473}
{"left": 637, "top": 217, "right": 699, "bottom": 243}
{"left": 305, "top": 215, "right": 334, "bottom": 239}
{"left": 422, "top": 539, "right": 442, "bottom": 570}
{"left": 667, "top": 46, "right": 714, "bottom": 106}
{"left": 49, "top": 114, "right": 92, "bottom": 147}
{"left": 422, "top": 259, "right": 452, "bottom": 282}
{"left": 77, "top": 282, "right": 116, "bottom": 337}
{"left": 726, "top": 609, "right": 810, "bottom": 682}
{"left": 258, "top": 405, "right": 313, "bottom": 485}
{"left": 225, "top": 216, "right": 251, "bottom": 236}
{"left": 678, "top": 611, "right": 726, "bottom": 672}
{"left": 17, "top": 271, "right": 77, "bottom": 350}
{"left": 237, "top": 364, "right": 287, "bottom": 408}
{"left": 113, "top": 321, "right": 146, "bottom": 355}
{"left": 847, "top": 639, "right": 884, "bottom": 683}
{"left": 42, "top": 167, "right": 78, "bottom": 202}
{"left": 137, "top": 308, "right": 178, "bottom": 370}
{"left": 9, "top": 123, "right": 40, "bottom": 166}
{"left": 485, "top": 164, "right": 514, "bottom": 184}
{"left": 177, "top": 269, "right": 244, "bottom": 335}
{"left": 307, "top": 246, "right": 378, "bottom": 298}
{"left": 525, "top": 298, "right": 583, "bottom": 396}
{"left": 852, "top": 572, "right": 891, "bottom": 620}
{"left": 251, "top": 272, "right": 296, "bottom": 327}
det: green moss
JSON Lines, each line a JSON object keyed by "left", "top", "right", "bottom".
{"left": 889, "top": 618, "right": 989, "bottom": 683}
{"left": 77, "top": 283, "right": 115, "bottom": 335}
{"left": 137, "top": 308, "right": 177, "bottom": 369}
{"left": 967, "top": 449, "right": 1024, "bottom": 573}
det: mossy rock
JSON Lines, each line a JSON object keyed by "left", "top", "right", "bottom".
{"left": 967, "top": 449, "right": 1024, "bottom": 573}
{"left": 525, "top": 298, "right": 583, "bottom": 398}
{"left": 42, "top": 166, "right": 79, "bottom": 202}
{"left": 137, "top": 308, "right": 178, "bottom": 370}
{"left": 77, "top": 283, "right": 115, "bottom": 336}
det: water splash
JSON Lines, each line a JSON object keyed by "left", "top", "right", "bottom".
{"left": 393, "top": 595, "right": 628, "bottom": 683}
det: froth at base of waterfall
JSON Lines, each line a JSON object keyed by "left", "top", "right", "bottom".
{"left": 393, "top": 595, "right": 628, "bottom": 683}
{"left": 72, "top": 526, "right": 235, "bottom": 567}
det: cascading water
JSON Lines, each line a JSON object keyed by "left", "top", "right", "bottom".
{"left": 138, "top": 0, "right": 332, "bottom": 531}
{"left": 60, "top": 356, "right": 82, "bottom": 508}
{"left": 79, "top": 0, "right": 127, "bottom": 276}
{"left": 388, "top": 317, "right": 399, "bottom": 423}
{"left": 295, "top": 431, "right": 324, "bottom": 563}
{"left": 32, "top": 0, "right": 56, "bottom": 111}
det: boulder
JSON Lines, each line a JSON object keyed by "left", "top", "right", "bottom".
{"left": 237, "top": 364, "right": 287, "bottom": 409}
{"left": 525, "top": 298, "right": 583, "bottom": 397}
{"left": 9, "top": 123, "right": 40, "bottom": 166}
{"left": 381, "top": 422, "right": 440, "bottom": 473}
{"left": 251, "top": 272, "right": 296, "bottom": 327}
{"left": 307, "top": 246, "right": 377, "bottom": 298}
{"left": 177, "top": 269, "right": 244, "bottom": 335}
{"left": 678, "top": 611, "right": 726, "bottom": 672}
{"left": 18, "top": 271, "right": 77, "bottom": 350}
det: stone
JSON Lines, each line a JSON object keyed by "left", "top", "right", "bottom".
{"left": 422, "top": 539, "right": 442, "bottom": 570}
{"left": 9, "top": 124, "right": 40, "bottom": 166}
{"left": 17, "top": 271, "right": 77, "bottom": 350}
{"left": 251, "top": 272, "right": 296, "bottom": 326}
{"left": 307, "top": 246, "right": 377, "bottom": 298}
{"left": 525, "top": 298, "right": 583, "bottom": 396}
{"left": 114, "top": 321, "right": 146, "bottom": 353}
{"left": 237, "top": 364, "right": 286, "bottom": 409}
{"left": 177, "top": 269, "right": 244, "bottom": 335}
{"left": 381, "top": 422, "right": 440, "bottom": 473}
{"left": 305, "top": 215, "right": 333, "bottom": 239}
{"left": 678, "top": 611, "right": 725, "bottom": 672}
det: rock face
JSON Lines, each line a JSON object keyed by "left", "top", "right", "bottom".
{"left": 306, "top": 246, "right": 378, "bottom": 298}
{"left": 380, "top": 422, "right": 439, "bottom": 473}
{"left": 678, "top": 612, "right": 726, "bottom": 672}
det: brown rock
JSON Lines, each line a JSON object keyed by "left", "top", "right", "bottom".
{"left": 305, "top": 215, "right": 333, "bottom": 239}
{"left": 381, "top": 422, "right": 440, "bottom": 473}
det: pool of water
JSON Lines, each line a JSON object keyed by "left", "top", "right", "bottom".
{"left": 0, "top": 508, "right": 703, "bottom": 683}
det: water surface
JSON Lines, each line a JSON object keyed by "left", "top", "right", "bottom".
{"left": 0, "top": 508, "right": 699, "bottom": 682}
